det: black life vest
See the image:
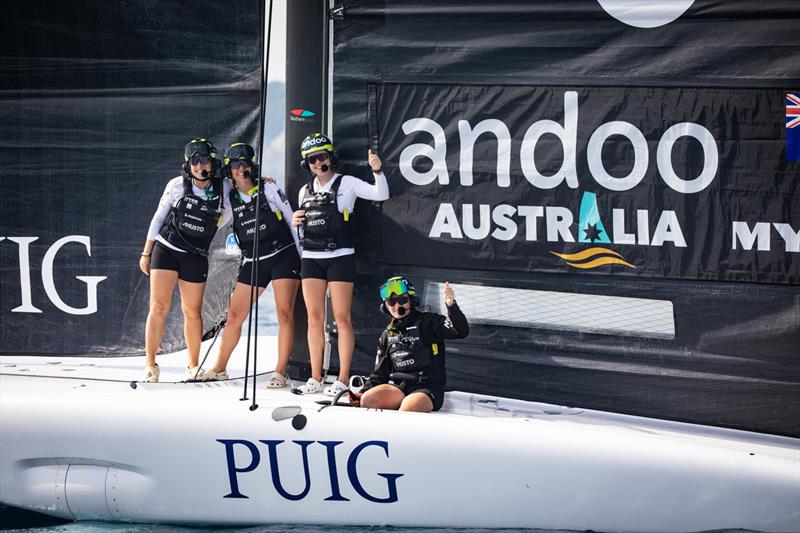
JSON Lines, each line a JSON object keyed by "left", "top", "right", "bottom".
{"left": 299, "top": 175, "right": 352, "bottom": 252}
{"left": 160, "top": 179, "right": 223, "bottom": 255}
{"left": 385, "top": 316, "right": 434, "bottom": 375}
{"left": 229, "top": 187, "right": 293, "bottom": 258}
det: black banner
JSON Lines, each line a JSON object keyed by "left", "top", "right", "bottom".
{"left": 376, "top": 83, "right": 799, "bottom": 285}
{"left": 0, "top": 0, "right": 261, "bottom": 355}
{"left": 330, "top": 0, "right": 800, "bottom": 436}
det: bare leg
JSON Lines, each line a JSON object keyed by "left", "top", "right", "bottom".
{"left": 360, "top": 384, "right": 405, "bottom": 410}
{"left": 145, "top": 269, "right": 179, "bottom": 367}
{"left": 211, "top": 282, "right": 264, "bottom": 372}
{"left": 329, "top": 281, "right": 354, "bottom": 383}
{"left": 177, "top": 279, "right": 206, "bottom": 368}
{"left": 272, "top": 278, "right": 300, "bottom": 375}
{"left": 302, "top": 278, "right": 328, "bottom": 382}
{"left": 399, "top": 392, "right": 434, "bottom": 413}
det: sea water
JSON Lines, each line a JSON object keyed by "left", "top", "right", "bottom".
{"left": 0, "top": 505, "right": 568, "bottom": 532}
{"left": 0, "top": 503, "right": 761, "bottom": 533}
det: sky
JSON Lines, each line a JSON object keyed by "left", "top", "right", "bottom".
{"left": 261, "top": 0, "right": 288, "bottom": 184}
{"left": 266, "top": 0, "right": 287, "bottom": 83}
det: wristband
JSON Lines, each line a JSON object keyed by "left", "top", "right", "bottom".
{"left": 141, "top": 253, "right": 151, "bottom": 257}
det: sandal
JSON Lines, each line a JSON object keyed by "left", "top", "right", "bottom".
{"left": 298, "top": 377, "right": 322, "bottom": 394}
{"left": 266, "top": 371, "right": 288, "bottom": 389}
{"left": 204, "top": 368, "right": 229, "bottom": 381}
{"left": 323, "top": 380, "right": 348, "bottom": 397}
{"left": 143, "top": 364, "right": 160, "bottom": 383}
{"left": 185, "top": 366, "right": 208, "bottom": 381}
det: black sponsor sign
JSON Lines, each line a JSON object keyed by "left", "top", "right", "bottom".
{"left": 375, "top": 83, "right": 799, "bottom": 285}
{"left": 0, "top": 0, "right": 260, "bottom": 355}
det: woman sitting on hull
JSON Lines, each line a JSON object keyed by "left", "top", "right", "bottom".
{"left": 356, "top": 277, "right": 469, "bottom": 412}
{"left": 204, "top": 143, "right": 301, "bottom": 384}
{"left": 291, "top": 133, "right": 389, "bottom": 395}
{"left": 140, "top": 139, "right": 232, "bottom": 382}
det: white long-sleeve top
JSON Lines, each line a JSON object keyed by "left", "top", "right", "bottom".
{"left": 146, "top": 176, "right": 233, "bottom": 253}
{"left": 297, "top": 171, "right": 389, "bottom": 259}
{"left": 226, "top": 180, "right": 301, "bottom": 262}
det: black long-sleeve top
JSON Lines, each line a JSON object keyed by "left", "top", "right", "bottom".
{"left": 364, "top": 302, "right": 469, "bottom": 390}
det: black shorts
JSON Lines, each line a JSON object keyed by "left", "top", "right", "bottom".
{"left": 301, "top": 254, "right": 355, "bottom": 282}
{"left": 238, "top": 248, "right": 301, "bottom": 287}
{"left": 390, "top": 382, "right": 446, "bottom": 412}
{"left": 150, "top": 242, "right": 208, "bottom": 282}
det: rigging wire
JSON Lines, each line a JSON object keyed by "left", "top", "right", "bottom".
{"left": 243, "top": 0, "right": 274, "bottom": 411}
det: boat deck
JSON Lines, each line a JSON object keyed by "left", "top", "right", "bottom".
{"left": 2, "top": 334, "right": 798, "bottom": 460}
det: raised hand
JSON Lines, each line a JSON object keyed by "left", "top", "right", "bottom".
{"left": 368, "top": 148, "right": 383, "bottom": 173}
{"left": 444, "top": 281, "right": 455, "bottom": 307}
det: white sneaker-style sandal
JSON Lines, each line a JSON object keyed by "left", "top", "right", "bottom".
{"left": 204, "top": 369, "right": 229, "bottom": 381}
{"left": 143, "top": 365, "right": 160, "bottom": 383}
{"left": 323, "top": 380, "right": 348, "bottom": 397}
{"left": 266, "top": 371, "right": 288, "bottom": 389}
{"left": 298, "top": 377, "right": 322, "bottom": 394}
{"left": 185, "top": 366, "right": 207, "bottom": 381}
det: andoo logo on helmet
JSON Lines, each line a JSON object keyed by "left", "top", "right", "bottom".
{"left": 301, "top": 134, "right": 334, "bottom": 158}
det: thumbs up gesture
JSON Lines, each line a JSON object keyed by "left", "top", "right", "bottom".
{"left": 444, "top": 281, "right": 455, "bottom": 307}
{"left": 368, "top": 148, "right": 383, "bottom": 173}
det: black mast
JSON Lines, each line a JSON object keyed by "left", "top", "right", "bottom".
{"left": 284, "top": 0, "right": 330, "bottom": 380}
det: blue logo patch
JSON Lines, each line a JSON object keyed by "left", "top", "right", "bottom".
{"left": 226, "top": 233, "right": 241, "bottom": 256}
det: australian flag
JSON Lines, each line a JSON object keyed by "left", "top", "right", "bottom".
{"left": 787, "top": 93, "right": 800, "bottom": 160}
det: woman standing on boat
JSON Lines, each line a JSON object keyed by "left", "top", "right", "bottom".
{"left": 292, "top": 133, "right": 389, "bottom": 395}
{"left": 203, "top": 143, "right": 301, "bottom": 385}
{"left": 139, "top": 139, "right": 231, "bottom": 383}
{"left": 356, "top": 277, "right": 469, "bottom": 412}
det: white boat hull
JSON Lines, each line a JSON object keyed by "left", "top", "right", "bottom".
{"left": 1, "top": 337, "right": 798, "bottom": 531}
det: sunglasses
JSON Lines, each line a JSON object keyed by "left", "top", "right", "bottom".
{"left": 229, "top": 160, "right": 250, "bottom": 170}
{"left": 306, "top": 153, "right": 329, "bottom": 164}
{"left": 385, "top": 295, "right": 410, "bottom": 307}
{"left": 189, "top": 155, "right": 211, "bottom": 165}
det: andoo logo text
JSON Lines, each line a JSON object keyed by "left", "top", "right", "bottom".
{"left": 400, "top": 91, "right": 718, "bottom": 194}
{"left": 218, "top": 439, "right": 402, "bottom": 503}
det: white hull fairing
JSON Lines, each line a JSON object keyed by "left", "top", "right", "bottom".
{"left": 1, "top": 337, "right": 798, "bottom": 532}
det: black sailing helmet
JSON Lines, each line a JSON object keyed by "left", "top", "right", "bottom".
{"left": 182, "top": 138, "right": 219, "bottom": 176}
{"left": 223, "top": 142, "right": 259, "bottom": 182}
